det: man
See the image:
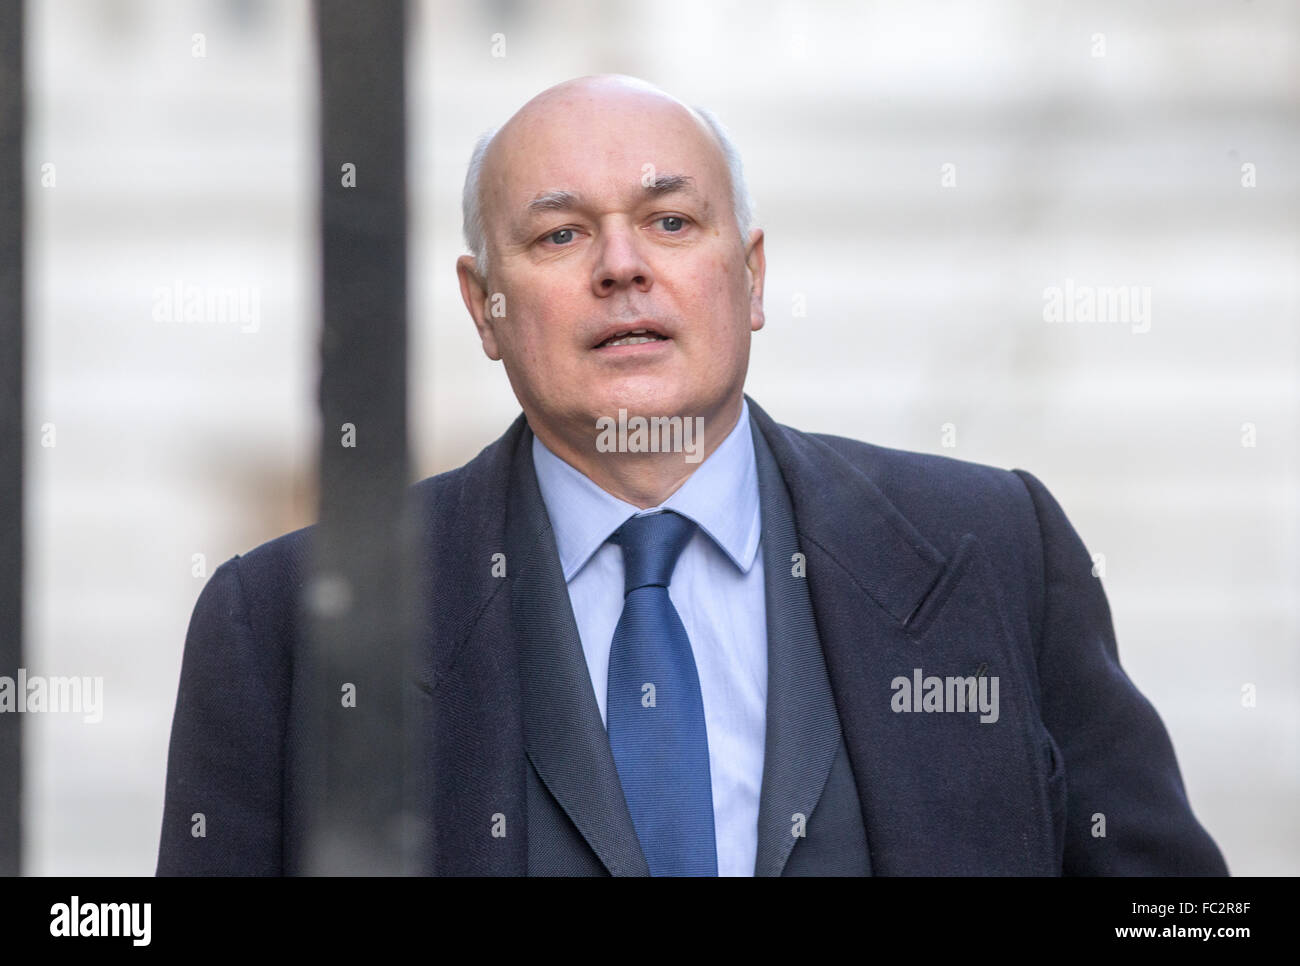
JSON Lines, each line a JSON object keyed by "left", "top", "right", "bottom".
{"left": 158, "top": 74, "right": 1227, "bottom": 876}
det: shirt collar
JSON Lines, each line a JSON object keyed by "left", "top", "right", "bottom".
{"left": 531, "top": 398, "right": 762, "bottom": 582}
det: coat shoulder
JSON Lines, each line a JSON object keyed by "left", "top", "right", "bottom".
{"left": 800, "top": 428, "right": 1044, "bottom": 551}
{"left": 782, "top": 425, "right": 1053, "bottom": 640}
{"left": 231, "top": 413, "right": 527, "bottom": 593}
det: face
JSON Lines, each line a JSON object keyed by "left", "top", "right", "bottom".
{"left": 457, "top": 78, "right": 766, "bottom": 456}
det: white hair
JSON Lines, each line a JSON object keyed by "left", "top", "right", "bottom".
{"left": 461, "top": 103, "right": 756, "bottom": 280}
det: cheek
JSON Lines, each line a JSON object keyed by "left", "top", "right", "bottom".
{"left": 714, "top": 252, "right": 749, "bottom": 303}
{"left": 501, "top": 287, "right": 580, "bottom": 371}
{"left": 702, "top": 255, "right": 751, "bottom": 330}
{"left": 679, "top": 254, "right": 738, "bottom": 313}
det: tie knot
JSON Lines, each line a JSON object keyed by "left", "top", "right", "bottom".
{"left": 610, "top": 510, "right": 697, "bottom": 595}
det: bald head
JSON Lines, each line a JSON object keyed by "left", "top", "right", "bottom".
{"left": 462, "top": 75, "right": 754, "bottom": 280}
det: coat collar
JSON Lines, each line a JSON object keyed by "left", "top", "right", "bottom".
{"left": 742, "top": 396, "right": 946, "bottom": 624}
{"left": 418, "top": 394, "right": 947, "bottom": 693}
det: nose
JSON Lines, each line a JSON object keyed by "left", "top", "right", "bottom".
{"left": 591, "top": 221, "right": 653, "bottom": 296}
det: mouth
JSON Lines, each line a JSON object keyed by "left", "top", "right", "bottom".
{"left": 592, "top": 323, "right": 672, "bottom": 350}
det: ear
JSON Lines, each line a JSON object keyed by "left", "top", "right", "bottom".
{"left": 457, "top": 254, "right": 503, "bottom": 360}
{"left": 744, "top": 228, "right": 766, "bottom": 333}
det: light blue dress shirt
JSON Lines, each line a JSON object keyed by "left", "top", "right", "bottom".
{"left": 530, "top": 399, "right": 768, "bottom": 877}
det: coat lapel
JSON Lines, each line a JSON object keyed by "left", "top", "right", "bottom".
{"left": 746, "top": 397, "right": 1058, "bottom": 874}
{"left": 749, "top": 416, "right": 856, "bottom": 876}
{"left": 504, "top": 422, "right": 650, "bottom": 876}
{"left": 411, "top": 414, "right": 527, "bottom": 875}
{"left": 415, "top": 413, "right": 648, "bottom": 875}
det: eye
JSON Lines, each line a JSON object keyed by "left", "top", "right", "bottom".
{"left": 656, "top": 215, "right": 688, "bottom": 232}
{"left": 544, "top": 227, "right": 577, "bottom": 246}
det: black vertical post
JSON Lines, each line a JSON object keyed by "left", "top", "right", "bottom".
{"left": 303, "top": 0, "right": 416, "bottom": 874}
{"left": 0, "top": 0, "right": 24, "bottom": 878}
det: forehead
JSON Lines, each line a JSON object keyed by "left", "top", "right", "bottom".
{"left": 484, "top": 91, "right": 728, "bottom": 222}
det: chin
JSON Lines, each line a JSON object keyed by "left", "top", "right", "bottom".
{"left": 597, "top": 384, "right": 700, "bottom": 419}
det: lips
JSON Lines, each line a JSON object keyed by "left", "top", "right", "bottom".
{"left": 592, "top": 322, "right": 671, "bottom": 349}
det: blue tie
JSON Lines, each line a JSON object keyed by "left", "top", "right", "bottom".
{"left": 606, "top": 510, "right": 718, "bottom": 876}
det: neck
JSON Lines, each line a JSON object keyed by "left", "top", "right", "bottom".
{"left": 530, "top": 396, "right": 744, "bottom": 509}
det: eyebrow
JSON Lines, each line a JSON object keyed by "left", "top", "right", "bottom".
{"left": 523, "top": 174, "right": 701, "bottom": 217}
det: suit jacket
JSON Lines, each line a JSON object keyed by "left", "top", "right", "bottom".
{"left": 156, "top": 395, "right": 1228, "bottom": 875}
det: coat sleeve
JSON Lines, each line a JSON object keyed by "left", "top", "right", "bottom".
{"left": 1012, "top": 469, "right": 1229, "bottom": 875}
{"left": 156, "top": 555, "right": 286, "bottom": 875}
